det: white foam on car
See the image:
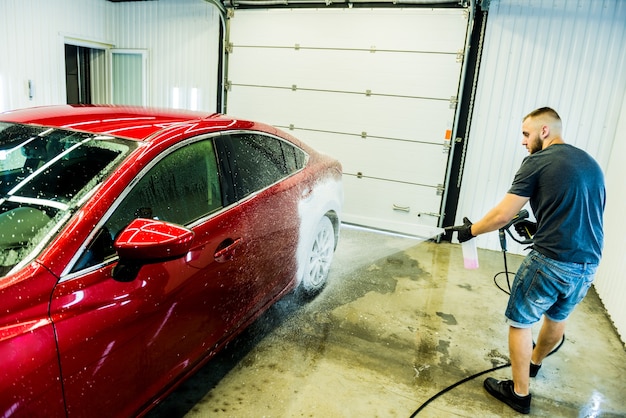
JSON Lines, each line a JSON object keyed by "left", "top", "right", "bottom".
{"left": 295, "top": 177, "right": 343, "bottom": 286}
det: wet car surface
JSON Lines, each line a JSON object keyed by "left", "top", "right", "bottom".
{"left": 0, "top": 105, "right": 342, "bottom": 417}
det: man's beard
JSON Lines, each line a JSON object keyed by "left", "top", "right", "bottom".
{"left": 528, "top": 136, "right": 542, "bottom": 154}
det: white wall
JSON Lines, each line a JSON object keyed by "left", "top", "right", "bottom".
{"left": 459, "top": 0, "right": 625, "bottom": 253}
{"left": 457, "top": 0, "right": 626, "bottom": 343}
{"left": 111, "top": 0, "right": 220, "bottom": 110}
{"left": 594, "top": 92, "right": 626, "bottom": 345}
{"left": 0, "top": 0, "right": 111, "bottom": 110}
{"left": 0, "top": 0, "right": 220, "bottom": 112}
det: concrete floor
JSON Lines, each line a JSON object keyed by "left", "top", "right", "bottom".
{"left": 148, "top": 226, "right": 626, "bottom": 417}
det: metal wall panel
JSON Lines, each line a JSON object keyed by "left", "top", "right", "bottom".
{"left": 458, "top": 0, "right": 625, "bottom": 252}
{"left": 0, "top": 0, "right": 111, "bottom": 111}
{"left": 111, "top": 0, "right": 220, "bottom": 110}
{"left": 0, "top": 0, "right": 219, "bottom": 112}
{"left": 594, "top": 93, "right": 626, "bottom": 346}
{"left": 457, "top": 0, "right": 626, "bottom": 344}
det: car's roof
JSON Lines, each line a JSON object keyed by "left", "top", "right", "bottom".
{"left": 0, "top": 105, "right": 242, "bottom": 141}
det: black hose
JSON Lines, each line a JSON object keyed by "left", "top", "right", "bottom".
{"left": 409, "top": 334, "right": 565, "bottom": 417}
{"left": 409, "top": 363, "right": 510, "bottom": 417}
{"left": 493, "top": 250, "right": 513, "bottom": 294}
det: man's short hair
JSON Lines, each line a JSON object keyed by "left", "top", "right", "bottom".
{"left": 524, "top": 107, "right": 561, "bottom": 123}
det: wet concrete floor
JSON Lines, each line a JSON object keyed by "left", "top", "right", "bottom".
{"left": 148, "top": 226, "right": 626, "bottom": 417}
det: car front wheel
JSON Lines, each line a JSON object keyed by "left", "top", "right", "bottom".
{"left": 301, "top": 215, "right": 335, "bottom": 297}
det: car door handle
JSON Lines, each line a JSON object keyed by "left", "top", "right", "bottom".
{"left": 301, "top": 187, "right": 313, "bottom": 199}
{"left": 214, "top": 238, "right": 243, "bottom": 263}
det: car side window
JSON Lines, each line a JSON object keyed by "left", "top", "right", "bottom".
{"left": 71, "top": 139, "right": 222, "bottom": 272}
{"left": 228, "top": 133, "right": 306, "bottom": 199}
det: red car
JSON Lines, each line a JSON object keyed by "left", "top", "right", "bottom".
{"left": 0, "top": 105, "right": 342, "bottom": 417}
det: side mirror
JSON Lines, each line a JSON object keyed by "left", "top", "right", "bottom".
{"left": 112, "top": 218, "right": 195, "bottom": 282}
{"left": 114, "top": 218, "right": 195, "bottom": 261}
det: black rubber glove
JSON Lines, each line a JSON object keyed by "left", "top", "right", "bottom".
{"left": 514, "top": 220, "right": 537, "bottom": 240}
{"left": 447, "top": 217, "right": 475, "bottom": 243}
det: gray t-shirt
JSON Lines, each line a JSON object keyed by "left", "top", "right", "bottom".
{"left": 508, "top": 143, "right": 605, "bottom": 263}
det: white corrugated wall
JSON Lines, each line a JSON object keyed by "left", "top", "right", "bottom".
{"left": 594, "top": 93, "right": 626, "bottom": 346}
{"left": 0, "top": 0, "right": 219, "bottom": 112}
{"left": 111, "top": 0, "right": 219, "bottom": 110}
{"left": 457, "top": 0, "right": 626, "bottom": 344}
{"left": 0, "top": 0, "right": 111, "bottom": 111}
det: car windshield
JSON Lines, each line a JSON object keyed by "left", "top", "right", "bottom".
{"left": 0, "top": 122, "right": 136, "bottom": 277}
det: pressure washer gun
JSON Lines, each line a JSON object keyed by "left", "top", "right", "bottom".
{"left": 499, "top": 209, "right": 534, "bottom": 252}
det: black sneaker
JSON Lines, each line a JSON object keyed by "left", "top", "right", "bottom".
{"left": 484, "top": 377, "right": 531, "bottom": 414}
{"left": 530, "top": 362, "right": 541, "bottom": 377}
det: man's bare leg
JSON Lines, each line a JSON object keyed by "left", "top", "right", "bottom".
{"left": 509, "top": 326, "right": 532, "bottom": 395}
{"left": 532, "top": 317, "right": 566, "bottom": 366}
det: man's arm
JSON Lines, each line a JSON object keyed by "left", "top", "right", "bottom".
{"left": 470, "top": 193, "right": 529, "bottom": 236}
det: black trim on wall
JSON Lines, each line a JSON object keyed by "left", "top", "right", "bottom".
{"left": 441, "top": 7, "right": 488, "bottom": 240}
{"left": 217, "top": 17, "right": 225, "bottom": 113}
{"left": 223, "top": 1, "right": 466, "bottom": 11}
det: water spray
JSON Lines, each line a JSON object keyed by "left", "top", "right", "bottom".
{"left": 338, "top": 223, "right": 446, "bottom": 272}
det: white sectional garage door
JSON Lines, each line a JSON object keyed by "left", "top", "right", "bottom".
{"left": 225, "top": 8, "right": 470, "bottom": 238}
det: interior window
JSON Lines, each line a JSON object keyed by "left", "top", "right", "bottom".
{"left": 71, "top": 139, "right": 221, "bottom": 272}
{"left": 229, "top": 133, "right": 306, "bottom": 199}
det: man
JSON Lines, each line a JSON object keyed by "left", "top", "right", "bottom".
{"left": 451, "top": 107, "right": 605, "bottom": 414}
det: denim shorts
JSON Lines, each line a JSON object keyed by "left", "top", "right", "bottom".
{"left": 505, "top": 250, "right": 597, "bottom": 328}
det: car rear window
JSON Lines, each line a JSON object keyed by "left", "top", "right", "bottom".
{"left": 227, "top": 133, "right": 307, "bottom": 199}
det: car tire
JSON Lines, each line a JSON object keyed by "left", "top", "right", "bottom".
{"left": 300, "top": 215, "right": 335, "bottom": 297}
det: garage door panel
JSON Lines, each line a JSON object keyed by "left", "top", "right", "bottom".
{"left": 229, "top": 9, "right": 467, "bottom": 53}
{"left": 226, "top": 8, "right": 469, "bottom": 235}
{"left": 297, "top": 130, "right": 447, "bottom": 186}
{"left": 228, "top": 47, "right": 462, "bottom": 100}
{"left": 227, "top": 86, "right": 453, "bottom": 144}
{"left": 342, "top": 176, "right": 442, "bottom": 238}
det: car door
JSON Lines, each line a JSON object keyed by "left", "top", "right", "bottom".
{"left": 222, "top": 132, "right": 308, "bottom": 309}
{"left": 0, "top": 264, "right": 66, "bottom": 417}
{"left": 48, "top": 137, "right": 261, "bottom": 417}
